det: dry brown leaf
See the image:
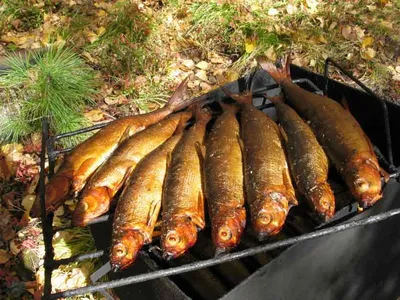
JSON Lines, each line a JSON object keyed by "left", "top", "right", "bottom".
{"left": 317, "top": 35, "right": 328, "bottom": 44}
{"left": 341, "top": 25, "right": 353, "bottom": 40}
{"left": 354, "top": 26, "right": 365, "bottom": 40}
{"left": 84, "top": 109, "right": 104, "bottom": 122}
{"left": 182, "top": 59, "right": 195, "bottom": 69}
{"left": 264, "top": 46, "right": 277, "bottom": 61}
{"left": 195, "top": 70, "right": 209, "bottom": 82}
{"left": 329, "top": 22, "right": 338, "bottom": 30}
{"left": 0, "top": 249, "right": 11, "bottom": 264}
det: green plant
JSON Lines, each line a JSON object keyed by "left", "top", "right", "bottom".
{"left": 1, "top": 0, "right": 43, "bottom": 32}
{"left": 0, "top": 46, "right": 97, "bottom": 147}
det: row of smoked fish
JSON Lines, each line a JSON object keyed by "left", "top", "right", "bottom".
{"left": 30, "top": 60, "right": 385, "bottom": 271}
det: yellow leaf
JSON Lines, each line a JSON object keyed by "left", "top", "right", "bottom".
{"left": 86, "top": 31, "right": 99, "bottom": 44}
{"left": 84, "top": 109, "right": 104, "bottom": 122}
{"left": 245, "top": 39, "right": 256, "bottom": 54}
{"left": 317, "top": 34, "right": 328, "bottom": 44}
{"left": 226, "top": 70, "right": 239, "bottom": 82}
{"left": 361, "top": 36, "right": 374, "bottom": 48}
{"left": 96, "top": 26, "right": 106, "bottom": 36}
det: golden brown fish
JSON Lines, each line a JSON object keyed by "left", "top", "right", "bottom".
{"left": 260, "top": 60, "right": 382, "bottom": 208}
{"left": 110, "top": 124, "right": 186, "bottom": 271}
{"left": 269, "top": 96, "right": 335, "bottom": 220}
{"left": 222, "top": 86, "right": 297, "bottom": 240}
{"left": 72, "top": 111, "right": 192, "bottom": 227}
{"left": 161, "top": 107, "right": 211, "bottom": 258}
{"left": 205, "top": 103, "right": 246, "bottom": 253}
{"left": 30, "top": 77, "right": 192, "bottom": 218}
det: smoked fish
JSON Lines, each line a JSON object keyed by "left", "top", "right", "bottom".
{"left": 72, "top": 111, "right": 192, "bottom": 227}
{"left": 110, "top": 123, "right": 186, "bottom": 271}
{"left": 269, "top": 96, "right": 335, "bottom": 220}
{"left": 222, "top": 85, "right": 297, "bottom": 239}
{"left": 260, "top": 60, "right": 382, "bottom": 208}
{"left": 205, "top": 103, "right": 246, "bottom": 253}
{"left": 30, "top": 77, "right": 192, "bottom": 217}
{"left": 161, "top": 107, "right": 211, "bottom": 258}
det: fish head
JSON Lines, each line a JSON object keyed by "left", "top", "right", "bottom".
{"left": 72, "top": 187, "right": 111, "bottom": 227}
{"left": 110, "top": 230, "right": 144, "bottom": 271}
{"left": 212, "top": 208, "right": 246, "bottom": 254}
{"left": 345, "top": 158, "right": 382, "bottom": 208}
{"left": 307, "top": 183, "right": 335, "bottom": 220}
{"left": 252, "top": 192, "right": 289, "bottom": 240}
{"left": 162, "top": 216, "right": 197, "bottom": 259}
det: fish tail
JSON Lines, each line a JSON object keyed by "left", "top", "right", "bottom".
{"left": 193, "top": 104, "right": 212, "bottom": 124}
{"left": 30, "top": 173, "right": 72, "bottom": 218}
{"left": 219, "top": 101, "right": 239, "bottom": 114}
{"left": 258, "top": 57, "right": 291, "bottom": 84}
{"left": 165, "top": 75, "right": 191, "bottom": 112}
{"left": 174, "top": 111, "right": 192, "bottom": 134}
{"left": 266, "top": 95, "right": 285, "bottom": 104}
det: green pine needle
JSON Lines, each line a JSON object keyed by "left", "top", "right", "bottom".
{"left": 0, "top": 46, "right": 98, "bottom": 146}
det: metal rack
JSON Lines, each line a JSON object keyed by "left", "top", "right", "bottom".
{"left": 38, "top": 59, "right": 400, "bottom": 299}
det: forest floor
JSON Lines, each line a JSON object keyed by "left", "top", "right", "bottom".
{"left": 0, "top": 0, "right": 399, "bottom": 299}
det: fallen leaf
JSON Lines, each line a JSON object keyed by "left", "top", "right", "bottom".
{"left": 393, "top": 74, "right": 400, "bottom": 82}
{"left": 380, "top": 20, "right": 393, "bottom": 29}
{"left": 199, "top": 82, "right": 213, "bottom": 93}
{"left": 10, "top": 239, "right": 21, "bottom": 256}
{"left": 22, "top": 195, "right": 36, "bottom": 212}
{"left": 0, "top": 249, "right": 11, "bottom": 264}
{"left": 104, "top": 95, "right": 127, "bottom": 105}
{"left": 264, "top": 46, "right": 276, "bottom": 61}
{"left": 195, "top": 61, "right": 209, "bottom": 70}
{"left": 329, "top": 22, "right": 337, "bottom": 31}
{"left": 309, "top": 59, "right": 316, "bottom": 67}
{"left": 226, "top": 70, "right": 239, "bottom": 82}
{"left": 209, "top": 53, "right": 225, "bottom": 64}
{"left": 341, "top": 25, "right": 353, "bottom": 40}
{"left": 268, "top": 8, "right": 279, "bottom": 16}
{"left": 354, "top": 26, "right": 365, "bottom": 40}
{"left": 84, "top": 109, "right": 104, "bottom": 122}
{"left": 361, "top": 48, "right": 376, "bottom": 60}
{"left": 96, "top": 26, "right": 106, "bottom": 36}
{"left": 317, "top": 34, "right": 328, "bottom": 44}
{"left": 86, "top": 31, "right": 99, "bottom": 44}
{"left": 361, "top": 36, "right": 374, "bottom": 48}
{"left": 195, "top": 70, "right": 209, "bottom": 82}
{"left": 182, "top": 59, "right": 195, "bottom": 69}
{"left": 286, "top": 4, "right": 296, "bottom": 15}
{"left": 245, "top": 39, "right": 256, "bottom": 54}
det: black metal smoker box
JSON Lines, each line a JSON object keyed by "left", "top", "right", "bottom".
{"left": 41, "top": 59, "right": 400, "bottom": 300}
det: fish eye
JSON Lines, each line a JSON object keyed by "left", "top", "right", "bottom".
{"left": 218, "top": 226, "right": 232, "bottom": 241}
{"left": 355, "top": 178, "right": 369, "bottom": 192}
{"left": 113, "top": 244, "right": 127, "bottom": 257}
{"left": 166, "top": 231, "right": 181, "bottom": 246}
{"left": 257, "top": 212, "right": 272, "bottom": 225}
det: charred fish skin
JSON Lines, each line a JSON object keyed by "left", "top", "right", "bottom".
{"left": 260, "top": 60, "right": 382, "bottom": 208}
{"left": 221, "top": 86, "right": 297, "bottom": 240}
{"left": 271, "top": 97, "right": 335, "bottom": 220}
{"left": 72, "top": 111, "right": 192, "bottom": 227}
{"left": 161, "top": 107, "right": 212, "bottom": 259}
{"left": 30, "top": 77, "right": 192, "bottom": 218}
{"left": 110, "top": 132, "right": 184, "bottom": 271}
{"left": 205, "top": 103, "right": 246, "bottom": 253}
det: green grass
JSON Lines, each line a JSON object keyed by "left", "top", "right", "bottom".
{"left": 0, "top": 46, "right": 97, "bottom": 146}
{"left": 1, "top": 0, "right": 43, "bottom": 33}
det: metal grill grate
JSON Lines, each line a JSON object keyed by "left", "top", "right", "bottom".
{"left": 38, "top": 59, "right": 400, "bottom": 299}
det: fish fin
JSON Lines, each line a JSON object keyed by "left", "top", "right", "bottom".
{"left": 195, "top": 141, "right": 206, "bottom": 190}
{"left": 380, "top": 167, "right": 390, "bottom": 183}
{"left": 341, "top": 96, "right": 350, "bottom": 111}
{"left": 190, "top": 193, "right": 206, "bottom": 229}
{"left": 174, "top": 111, "right": 192, "bottom": 134}
{"left": 193, "top": 105, "right": 212, "bottom": 124}
{"left": 118, "top": 125, "right": 134, "bottom": 145}
{"left": 164, "top": 75, "right": 191, "bottom": 112}
{"left": 258, "top": 57, "right": 290, "bottom": 84}
{"left": 266, "top": 95, "right": 285, "bottom": 104}
{"left": 278, "top": 126, "right": 289, "bottom": 144}
{"left": 219, "top": 101, "right": 239, "bottom": 114}
{"left": 219, "top": 85, "right": 253, "bottom": 105}
{"left": 146, "top": 199, "right": 162, "bottom": 229}
{"left": 282, "top": 164, "right": 298, "bottom": 207}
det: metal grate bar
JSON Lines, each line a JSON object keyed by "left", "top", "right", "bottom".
{"left": 53, "top": 250, "right": 105, "bottom": 268}
{"left": 48, "top": 208, "right": 400, "bottom": 299}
